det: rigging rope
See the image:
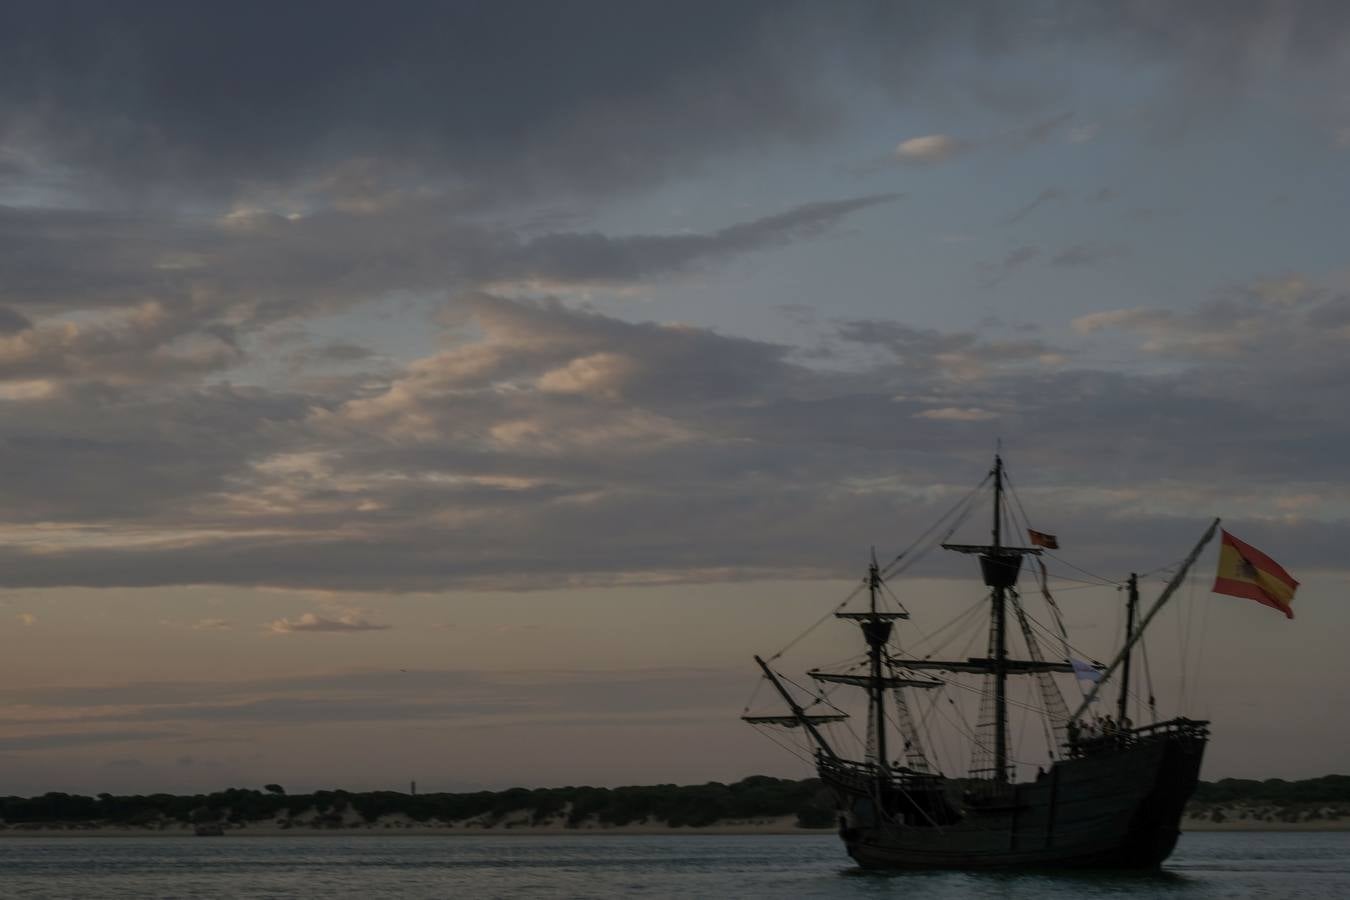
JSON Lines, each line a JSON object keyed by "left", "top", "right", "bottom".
{"left": 1003, "top": 470, "right": 1119, "bottom": 586}
{"left": 880, "top": 472, "right": 993, "bottom": 579}
{"left": 1139, "top": 612, "right": 1158, "bottom": 723}
{"left": 766, "top": 472, "right": 987, "bottom": 664}
{"left": 767, "top": 580, "right": 866, "bottom": 662}
{"left": 903, "top": 595, "right": 988, "bottom": 660}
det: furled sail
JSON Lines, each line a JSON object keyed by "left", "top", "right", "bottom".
{"left": 740, "top": 713, "right": 849, "bottom": 728}
{"left": 809, "top": 671, "right": 943, "bottom": 689}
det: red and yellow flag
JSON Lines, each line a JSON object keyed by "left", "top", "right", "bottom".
{"left": 1212, "top": 529, "right": 1299, "bottom": 619}
{"left": 1027, "top": 528, "right": 1059, "bottom": 549}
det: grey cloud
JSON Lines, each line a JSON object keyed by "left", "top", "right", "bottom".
{"left": 2, "top": 669, "right": 485, "bottom": 709}
{"left": 269, "top": 612, "right": 391, "bottom": 633}
{"left": 1304, "top": 294, "right": 1350, "bottom": 329}
{"left": 306, "top": 342, "right": 376, "bottom": 364}
{"left": 1001, "top": 188, "right": 1066, "bottom": 226}
{"left": 0, "top": 667, "right": 735, "bottom": 732}
{"left": 1019, "top": 111, "right": 1076, "bottom": 144}
{"left": 0, "top": 1, "right": 830, "bottom": 200}
{"left": 0, "top": 306, "right": 32, "bottom": 333}
{"left": 103, "top": 758, "right": 145, "bottom": 769}
{"left": 86, "top": 697, "right": 504, "bottom": 726}
{"left": 0, "top": 730, "right": 179, "bottom": 752}
{"left": 503, "top": 194, "right": 900, "bottom": 285}
{"left": 1049, "top": 243, "right": 1123, "bottom": 268}
{"left": 0, "top": 194, "right": 891, "bottom": 391}
{"left": 834, "top": 318, "right": 1060, "bottom": 374}
{"left": 0, "top": 285, "right": 1344, "bottom": 591}
{"left": 3, "top": 3, "right": 1348, "bottom": 201}
{"left": 977, "top": 245, "right": 1040, "bottom": 286}
{"left": 893, "top": 135, "right": 969, "bottom": 165}
{"left": 883, "top": 114, "right": 1071, "bottom": 173}
{"left": 0, "top": 383, "right": 311, "bottom": 523}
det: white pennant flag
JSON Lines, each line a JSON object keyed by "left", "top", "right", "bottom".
{"left": 1071, "top": 658, "right": 1102, "bottom": 683}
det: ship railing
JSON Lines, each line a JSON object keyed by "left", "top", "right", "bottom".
{"left": 1066, "top": 716, "right": 1209, "bottom": 758}
{"left": 1129, "top": 716, "right": 1209, "bottom": 740}
{"left": 816, "top": 753, "right": 945, "bottom": 791}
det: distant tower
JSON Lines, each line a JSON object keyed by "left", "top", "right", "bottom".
{"left": 410, "top": 780, "right": 417, "bottom": 795}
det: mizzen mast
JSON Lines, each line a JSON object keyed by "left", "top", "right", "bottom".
{"left": 1118, "top": 572, "right": 1139, "bottom": 724}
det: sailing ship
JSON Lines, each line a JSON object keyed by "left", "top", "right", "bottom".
{"left": 744, "top": 455, "right": 1218, "bottom": 869}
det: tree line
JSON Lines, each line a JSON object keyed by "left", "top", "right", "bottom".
{"left": 3, "top": 774, "right": 1347, "bottom": 829}
{"left": 0, "top": 775, "right": 837, "bottom": 829}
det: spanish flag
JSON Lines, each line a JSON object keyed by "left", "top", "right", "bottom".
{"left": 1212, "top": 530, "right": 1298, "bottom": 619}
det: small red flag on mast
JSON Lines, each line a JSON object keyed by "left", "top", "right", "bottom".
{"left": 1027, "top": 528, "right": 1059, "bottom": 549}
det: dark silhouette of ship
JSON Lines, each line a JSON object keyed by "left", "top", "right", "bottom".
{"left": 745, "top": 455, "right": 1217, "bottom": 869}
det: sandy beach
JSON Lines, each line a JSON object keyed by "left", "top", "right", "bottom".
{"left": 0, "top": 810, "right": 825, "bottom": 837}
{"left": 4, "top": 809, "right": 1348, "bottom": 836}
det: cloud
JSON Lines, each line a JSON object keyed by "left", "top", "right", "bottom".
{"left": 894, "top": 134, "right": 967, "bottom": 164}
{"left": 103, "top": 757, "right": 145, "bottom": 769}
{"left": 1049, "top": 243, "right": 1123, "bottom": 268}
{"left": 0, "top": 383, "right": 311, "bottom": 524}
{"left": 0, "top": 730, "right": 179, "bottom": 752}
{"left": 1070, "top": 273, "right": 1349, "bottom": 361}
{"left": 1072, "top": 308, "right": 1174, "bottom": 335}
{"left": 1069, "top": 123, "right": 1100, "bottom": 143}
{"left": 305, "top": 342, "right": 376, "bottom": 364}
{"left": 0, "top": 306, "right": 32, "bottom": 334}
{"left": 977, "top": 245, "right": 1040, "bottom": 286}
{"left": 913, "top": 407, "right": 999, "bottom": 422}
{"left": 269, "top": 612, "right": 391, "bottom": 633}
{"left": 3, "top": 2, "right": 1348, "bottom": 208}
{"left": 191, "top": 618, "right": 232, "bottom": 631}
{"left": 0, "top": 193, "right": 893, "bottom": 394}
{"left": 0, "top": 272, "right": 1342, "bottom": 593}
{"left": 488, "top": 193, "right": 901, "bottom": 287}
{"left": 1001, "top": 188, "right": 1066, "bottom": 225}
{"left": 0, "top": 667, "right": 736, "bottom": 733}
{"left": 0, "top": 3, "right": 840, "bottom": 201}
{"left": 1018, "top": 111, "right": 1076, "bottom": 145}
{"left": 881, "top": 113, "right": 1076, "bottom": 172}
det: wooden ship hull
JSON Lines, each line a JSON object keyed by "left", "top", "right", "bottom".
{"left": 824, "top": 719, "right": 1208, "bottom": 869}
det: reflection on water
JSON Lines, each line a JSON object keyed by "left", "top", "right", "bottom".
{"left": 0, "top": 831, "right": 1344, "bottom": 899}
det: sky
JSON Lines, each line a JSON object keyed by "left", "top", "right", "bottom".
{"left": 2, "top": 0, "right": 1350, "bottom": 795}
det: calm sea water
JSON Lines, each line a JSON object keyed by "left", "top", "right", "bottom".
{"left": 0, "top": 831, "right": 1345, "bottom": 898}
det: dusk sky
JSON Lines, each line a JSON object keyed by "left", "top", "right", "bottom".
{"left": 2, "top": 1, "right": 1349, "bottom": 796}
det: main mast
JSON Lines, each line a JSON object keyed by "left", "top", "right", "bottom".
{"left": 933, "top": 457, "right": 1071, "bottom": 781}
{"left": 865, "top": 551, "right": 888, "bottom": 771}
{"left": 991, "top": 455, "right": 1009, "bottom": 784}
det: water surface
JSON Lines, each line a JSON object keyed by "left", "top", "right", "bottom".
{"left": 1, "top": 831, "right": 1345, "bottom": 898}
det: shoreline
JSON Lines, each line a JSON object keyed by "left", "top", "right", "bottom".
{"left": 3, "top": 818, "right": 1347, "bottom": 837}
